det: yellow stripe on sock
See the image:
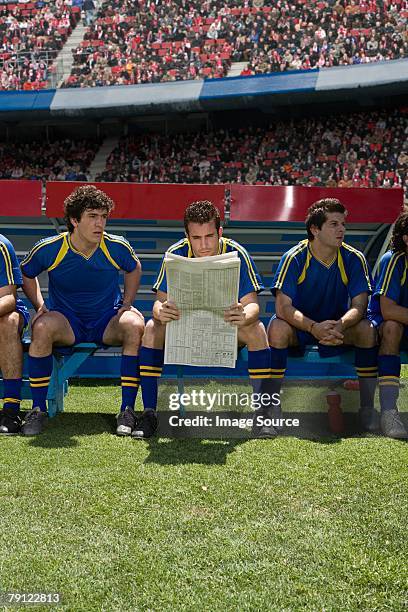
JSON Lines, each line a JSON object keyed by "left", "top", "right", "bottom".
{"left": 29, "top": 376, "right": 51, "bottom": 382}
{"left": 122, "top": 382, "right": 139, "bottom": 388}
{"left": 357, "top": 372, "right": 378, "bottom": 377}
{"left": 30, "top": 382, "right": 50, "bottom": 388}
{"left": 356, "top": 366, "right": 378, "bottom": 371}
{"left": 379, "top": 381, "right": 400, "bottom": 387}
{"left": 140, "top": 372, "right": 162, "bottom": 377}
{"left": 140, "top": 365, "right": 163, "bottom": 371}
{"left": 121, "top": 376, "right": 140, "bottom": 382}
{"left": 3, "top": 398, "right": 20, "bottom": 403}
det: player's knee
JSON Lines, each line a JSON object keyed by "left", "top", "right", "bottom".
{"left": 31, "top": 314, "right": 57, "bottom": 340}
{"left": 121, "top": 312, "right": 145, "bottom": 341}
{"left": 238, "top": 320, "right": 267, "bottom": 347}
{"left": 380, "top": 320, "right": 404, "bottom": 350}
{"left": 142, "top": 318, "right": 165, "bottom": 348}
{"left": 268, "top": 318, "right": 292, "bottom": 348}
{"left": 353, "top": 319, "right": 377, "bottom": 347}
{"left": 0, "top": 311, "right": 20, "bottom": 342}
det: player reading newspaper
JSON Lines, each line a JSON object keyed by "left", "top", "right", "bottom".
{"left": 164, "top": 251, "right": 240, "bottom": 367}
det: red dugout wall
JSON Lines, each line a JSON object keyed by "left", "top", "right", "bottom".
{"left": 0, "top": 180, "right": 42, "bottom": 217}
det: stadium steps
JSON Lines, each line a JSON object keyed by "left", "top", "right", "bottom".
{"left": 55, "top": 21, "right": 89, "bottom": 87}
{"left": 227, "top": 62, "right": 248, "bottom": 78}
{"left": 88, "top": 137, "right": 119, "bottom": 180}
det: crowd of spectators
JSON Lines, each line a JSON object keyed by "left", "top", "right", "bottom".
{"left": 95, "top": 109, "right": 408, "bottom": 198}
{"left": 0, "top": 0, "right": 81, "bottom": 90}
{"left": 0, "top": 138, "right": 99, "bottom": 179}
{"left": 64, "top": 0, "right": 408, "bottom": 88}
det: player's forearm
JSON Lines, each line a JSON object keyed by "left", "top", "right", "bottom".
{"left": 122, "top": 265, "right": 141, "bottom": 306}
{"left": 381, "top": 301, "right": 408, "bottom": 326}
{"left": 22, "top": 275, "right": 44, "bottom": 311}
{"left": 0, "top": 293, "right": 17, "bottom": 317}
{"left": 277, "top": 301, "right": 314, "bottom": 333}
{"left": 339, "top": 305, "right": 365, "bottom": 330}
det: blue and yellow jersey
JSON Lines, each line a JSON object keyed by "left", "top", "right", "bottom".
{"left": 21, "top": 231, "right": 139, "bottom": 322}
{"left": 272, "top": 239, "right": 372, "bottom": 321}
{"left": 0, "top": 233, "right": 27, "bottom": 314}
{"left": 368, "top": 250, "right": 408, "bottom": 325}
{"left": 153, "top": 236, "right": 264, "bottom": 299}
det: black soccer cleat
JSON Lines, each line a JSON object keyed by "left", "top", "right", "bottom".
{"left": 21, "top": 407, "right": 48, "bottom": 436}
{"left": 131, "top": 409, "right": 158, "bottom": 440}
{"left": 0, "top": 408, "right": 22, "bottom": 435}
{"left": 251, "top": 407, "right": 278, "bottom": 439}
{"left": 116, "top": 406, "right": 137, "bottom": 436}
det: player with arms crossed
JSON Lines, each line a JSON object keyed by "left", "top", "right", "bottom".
{"left": 0, "top": 235, "right": 30, "bottom": 434}
{"left": 137, "top": 200, "right": 271, "bottom": 439}
{"left": 267, "top": 198, "right": 379, "bottom": 435}
{"left": 21, "top": 185, "right": 144, "bottom": 436}
{"left": 368, "top": 211, "right": 408, "bottom": 438}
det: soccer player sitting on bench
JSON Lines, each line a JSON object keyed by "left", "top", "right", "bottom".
{"left": 368, "top": 211, "right": 408, "bottom": 439}
{"left": 265, "top": 198, "right": 379, "bottom": 436}
{"left": 138, "top": 200, "right": 271, "bottom": 439}
{"left": 21, "top": 185, "right": 144, "bottom": 436}
{"left": 0, "top": 234, "right": 30, "bottom": 435}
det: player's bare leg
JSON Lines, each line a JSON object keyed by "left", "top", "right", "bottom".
{"left": 0, "top": 312, "right": 25, "bottom": 435}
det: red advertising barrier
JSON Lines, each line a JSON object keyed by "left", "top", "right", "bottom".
{"left": 230, "top": 185, "right": 404, "bottom": 223}
{"left": 46, "top": 182, "right": 226, "bottom": 220}
{"left": 0, "top": 180, "right": 42, "bottom": 217}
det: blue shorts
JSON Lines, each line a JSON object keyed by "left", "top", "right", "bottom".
{"left": 17, "top": 302, "right": 30, "bottom": 336}
{"left": 52, "top": 306, "right": 120, "bottom": 346}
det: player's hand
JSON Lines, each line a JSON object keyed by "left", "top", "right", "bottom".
{"left": 224, "top": 302, "right": 246, "bottom": 327}
{"left": 157, "top": 300, "right": 180, "bottom": 324}
{"left": 117, "top": 303, "right": 143, "bottom": 319}
{"left": 311, "top": 320, "right": 343, "bottom": 342}
{"left": 318, "top": 320, "right": 344, "bottom": 345}
{"left": 32, "top": 303, "right": 49, "bottom": 325}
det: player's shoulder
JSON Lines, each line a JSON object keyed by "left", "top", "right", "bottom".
{"left": 103, "top": 232, "right": 131, "bottom": 247}
{"left": 103, "top": 232, "right": 139, "bottom": 262}
{"left": 341, "top": 241, "right": 367, "bottom": 261}
{"left": 281, "top": 239, "right": 309, "bottom": 262}
{"left": 379, "top": 249, "right": 405, "bottom": 271}
{"left": 166, "top": 237, "right": 189, "bottom": 256}
{"left": 27, "top": 232, "right": 65, "bottom": 255}
{"left": 0, "top": 233, "right": 13, "bottom": 250}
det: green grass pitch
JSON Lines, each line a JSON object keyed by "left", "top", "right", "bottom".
{"left": 0, "top": 375, "right": 407, "bottom": 611}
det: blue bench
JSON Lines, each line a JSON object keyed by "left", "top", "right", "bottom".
{"left": 0, "top": 341, "right": 98, "bottom": 418}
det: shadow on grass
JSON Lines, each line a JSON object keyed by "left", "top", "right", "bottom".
{"left": 143, "top": 438, "right": 248, "bottom": 465}
{"left": 25, "top": 412, "right": 116, "bottom": 448}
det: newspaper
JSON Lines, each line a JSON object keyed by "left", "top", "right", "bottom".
{"left": 164, "top": 251, "right": 241, "bottom": 368}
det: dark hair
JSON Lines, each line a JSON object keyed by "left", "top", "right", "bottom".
{"left": 390, "top": 211, "right": 408, "bottom": 253}
{"left": 184, "top": 200, "right": 221, "bottom": 234}
{"left": 305, "top": 198, "right": 347, "bottom": 240}
{"left": 63, "top": 185, "right": 115, "bottom": 233}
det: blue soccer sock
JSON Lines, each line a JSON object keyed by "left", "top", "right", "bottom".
{"left": 248, "top": 348, "right": 271, "bottom": 395}
{"left": 120, "top": 355, "right": 140, "bottom": 411}
{"left": 269, "top": 347, "right": 288, "bottom": 395}
{"left": 139, "top": 347, "right": 164, "bottom": 411}
{"left": 355, "top": 346, "right": 378, "bottom": 409}
{"left": 3, "top": 378, "right": 22, "bottom": 413}
{"left": 29, "top": 354, "right": 53, "bottom": 413}
{"left": 378, "top": 354, "right": 401, "bottom": 412}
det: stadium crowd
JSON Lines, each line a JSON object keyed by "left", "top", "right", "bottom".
{"left": 0, "top": 138, "right": 99, "bottom": 180}
{"left": 95, "top": 109, "right": 408, "bottom": 197}
{"left": 64, "top": 0, "right": 408, "bottom": 88}
{"left": 0, "top": 0, "right": 81, "bottom": 90}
